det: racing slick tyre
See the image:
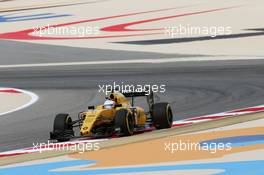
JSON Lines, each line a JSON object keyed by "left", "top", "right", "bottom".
{"left": 152, "top": 103, "right": 173, "bottom": 129}
{"left": 51, "top": 113, "right": 74, "bottom": 142}
{"left": 115, "top": 109, "right": 134, "bottom": 136}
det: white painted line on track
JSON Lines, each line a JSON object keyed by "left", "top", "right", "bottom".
{"left": 0, "top": 88, "right": 39, "bottom": 116}
{"left": 0, "top": 56, "right": 263, "bottom": 68}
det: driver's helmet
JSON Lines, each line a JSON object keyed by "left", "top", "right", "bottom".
{"left": 103, "top": 99, "right": 115, "bottom": 109}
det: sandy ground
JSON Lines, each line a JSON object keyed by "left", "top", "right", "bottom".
{"left": 0, "top": 0, "right": 263, "bottom": 56}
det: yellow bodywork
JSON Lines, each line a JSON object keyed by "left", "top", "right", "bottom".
{"left": 79, "top": 91, "right": 147, "bottom": 136}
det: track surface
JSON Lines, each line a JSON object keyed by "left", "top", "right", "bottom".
{"left": 1, "top": 41, "right": 264, "bottom": 152}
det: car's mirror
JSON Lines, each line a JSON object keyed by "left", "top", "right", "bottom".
{"left": 88, "top": 106, "right": 95, "bottom": 110}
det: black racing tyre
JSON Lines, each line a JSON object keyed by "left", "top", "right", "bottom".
{"left": 115, "top": 109, "right": 134, "bottom": 136}
{"left": 53, "top": 113, "right": 73, "bottom": 131}
{"left": 53, "top": 113, "right": 73, "bottom": 141}
{"left": 152, "top": 103, "right": 173, "bottom": 129}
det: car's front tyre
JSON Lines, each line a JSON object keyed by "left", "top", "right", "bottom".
{"left": 50, "top": 113, "right": 74, "bottom": 142}
{"left": 115, "top": 109, "right": 134, "bottom": 136}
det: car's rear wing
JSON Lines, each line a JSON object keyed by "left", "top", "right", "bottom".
{"left": 122, "top": 90, "right": 154, "bottom": 111}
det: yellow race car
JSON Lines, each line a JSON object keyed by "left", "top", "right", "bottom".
{"left": 50, "top": 90, "right": 173, "bottom": 142}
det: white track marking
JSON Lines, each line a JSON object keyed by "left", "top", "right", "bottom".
{"left": 0, "top": 56, "right": 263, "bottom": 68}
{"left": 0, "top": 88, "right": 39, "bottom": 116}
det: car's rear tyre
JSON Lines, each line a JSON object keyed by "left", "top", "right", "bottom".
{"left": 152, "top": 103, "right": 173, "bottom": 129}
{"left": 115, "top": 109, "right": 134, "bottom": 136}
{"left": 53, "top": 113, "right": 73, "bottom": 142}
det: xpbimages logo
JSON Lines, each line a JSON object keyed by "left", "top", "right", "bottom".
{"left": 32, "top": 141, "right": 100, "bottom": 153}
{"left": 33, "top": 24, "right": 100, "bottom": 37}
{"left": 98, "top": 82, "right": 166, "bottom": 95}
{"left": 165, "top": 24, "right": 232, "bottom": 38}
{"left": 164, "top": 140, "right": 232, "bottom": 154}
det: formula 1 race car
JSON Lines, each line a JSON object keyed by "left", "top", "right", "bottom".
{"left": 50, "top": 90, "right": 173, "bottom": 142}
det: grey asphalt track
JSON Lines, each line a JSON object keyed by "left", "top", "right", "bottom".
{"left": 1, "top": 41, "right": 264, "bottom": 152}
{"left": 0, "top": 40, "right": 203, "bottom": 65}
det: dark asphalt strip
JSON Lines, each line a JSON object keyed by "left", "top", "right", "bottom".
{"left": 114, "top": 28, "right": 264, "bottom": 45}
